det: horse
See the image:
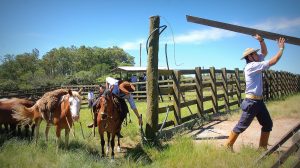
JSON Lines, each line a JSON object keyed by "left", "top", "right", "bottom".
{"left": 12, "top": 89, "right": 82, "bottom": 147}
{"left": 44, "top": 90, "right": 82, "bottom": 144}
{"left": 0, "top": 98, "right": 35, "bottom": 136}
{"left": 96, "top": 93, "right": 121, "bottom": 159}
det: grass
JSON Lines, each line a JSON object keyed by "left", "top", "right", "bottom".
{"left": 1, "top": 93, "right": 300, "bottom": 167}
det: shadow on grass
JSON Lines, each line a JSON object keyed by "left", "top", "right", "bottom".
{"left": 123, "top": 141, "right": 169, "bottom": 165}
{"left": 0, "top": 132, "right": 34, "bottom": 147}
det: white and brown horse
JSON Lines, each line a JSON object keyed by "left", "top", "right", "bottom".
{"left": 12, "top": 89, "right": 82, "bottom": 146}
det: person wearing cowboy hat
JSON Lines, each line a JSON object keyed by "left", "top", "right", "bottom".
{"left": 225, "top": 34, "right": 286, "bottom": 151}
{"left": 87, "top": 84, "right": 105, "bottom": 128}
{"left": 105, "top": 77, "right": 143, "bottom": 137}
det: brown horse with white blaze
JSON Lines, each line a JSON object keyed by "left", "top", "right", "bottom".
{"left": 12, "top": 89, "right": 82, "bottom": 146}
{"left": 96, "top": 92, "right": 121, "bottom": 159}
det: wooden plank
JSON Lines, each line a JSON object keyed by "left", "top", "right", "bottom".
{"left": 257, "top": 122, "right": 300, "bottom": 161}
{"left": 181, "top": 113, "right": 198, "bottom": 123}
{"left": 292, "top": 160, "right": 300, "bottom": 168}
{"left": 158, "top": 105, "right": 174, "bottom": 114}
{"left": 181, "top": 99, "right": 197, "bottom": 108}
{"left": 179, "top": 69, "right": 195, "bottom": 75}
{"left": 228, "top": 101, "right": 239, "bottom": 106}
{"left": 271, "top": 138, "right": 300, "bottom": 168}
{"left": 186, "top": 15, "right": 300, "bottom": 46}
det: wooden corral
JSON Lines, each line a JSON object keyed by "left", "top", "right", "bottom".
{"left": 1, "top": 67, "right": 299, "bottom": 133}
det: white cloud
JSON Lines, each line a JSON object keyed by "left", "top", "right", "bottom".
{"left": 174, "top": 28, "right": 236, "bottom": 44}
{"left": 253, "top": 17, "right": 300, "bottom": 32}
{"left": 120, "top": 39, "right": 145, "bottom": 50}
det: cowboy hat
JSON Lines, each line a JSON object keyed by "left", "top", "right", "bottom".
{"left": 119, "top": 81, "right": 135, "bottom": 95}
{"left": 241, "top": 48, "right": 260, "bottom": 59}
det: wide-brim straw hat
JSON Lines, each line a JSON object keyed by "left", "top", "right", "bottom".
{"left": 119, "top": 81, "right": 135, "bottom": 95}
{"left": 241, "top": 48, "right": 260, "bottom": 59}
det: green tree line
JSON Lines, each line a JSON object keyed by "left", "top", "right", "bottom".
{"left": 0, "top": 46, "right": 135, "bottom": 90}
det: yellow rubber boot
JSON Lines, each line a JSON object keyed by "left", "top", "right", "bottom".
{"left": 225, "top": 131, "right": 239, "bottom": 151}
{"left": 259, "top": 131, "right": 270, "bottom": 150}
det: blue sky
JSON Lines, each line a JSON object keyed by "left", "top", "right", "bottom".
{"left": 1, "top": 0, "right": 300, "bottom": 74}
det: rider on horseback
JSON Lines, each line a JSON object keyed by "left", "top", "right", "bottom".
{"left": 88, "top": 77, "right": 143, "bottom": 137}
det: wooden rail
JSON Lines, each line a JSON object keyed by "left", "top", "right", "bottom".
{"left": 1, "top": 67, "right": 299, "bottom": 133}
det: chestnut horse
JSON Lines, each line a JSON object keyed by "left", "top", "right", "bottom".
{"left": 12, "top": 89, "right": 82, "bottom": 146}
{"left": 96, "top": 93, "right": 121, "bottom": 159}
{"left": 0, "top": 98, "right": 35, "bottom": 136}
{"left": 44, "top": 90, "right": 82, "bottom": 144}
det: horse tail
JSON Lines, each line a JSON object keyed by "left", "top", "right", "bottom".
{"left": 12, "top": 104, "right": 35, "bottom": 126}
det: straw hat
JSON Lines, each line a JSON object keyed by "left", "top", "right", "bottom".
{"left": 119, "top": 81, "right": 135, "bottom": 95}
{"left": 241, "top": 48, "right": 260, "bottom": 59}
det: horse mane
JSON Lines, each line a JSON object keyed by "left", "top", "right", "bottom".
{"left": 35, "top": 89, "right": 69, "bottom": 114}
{"left": 71, "top": 90, "right": 82, "bottom": 102}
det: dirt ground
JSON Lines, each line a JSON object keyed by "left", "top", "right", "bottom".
{"left": 189, "top": 118, "right": 300, "bottom": 151}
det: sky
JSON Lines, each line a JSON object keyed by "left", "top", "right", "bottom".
{"left": 1, "top": 0, "right": 300, "bottom": 74}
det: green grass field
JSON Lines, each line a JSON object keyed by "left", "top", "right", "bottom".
{"left": 1, "top": 94, "right": 300, "bottom": 168}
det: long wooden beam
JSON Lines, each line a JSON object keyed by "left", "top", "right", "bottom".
{"left": 186, "top": 15, "right": 300, "bottom": 46}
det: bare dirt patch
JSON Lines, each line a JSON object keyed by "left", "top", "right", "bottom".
{"left": 189, "top": 118, "right": 300, "bottom": 151}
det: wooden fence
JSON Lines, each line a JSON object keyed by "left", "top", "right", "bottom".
{"left": 1, "top": 67, "right": 299, "bottom": 131}
{"left": 154, "top": 67, "right": 300, "bottom": 130}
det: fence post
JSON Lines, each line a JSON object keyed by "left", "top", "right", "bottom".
{"left": 195, "top": 67, "right": 204, "bottom": 116}
{"left": 210, "top": 67, "right": 218, "bottom": 113}
{"left": 234, "top": 68, "right": 242, "bottom": 105}
{"left": 222, "top": 68, "right": 229, "bottom": 111}
{"left": 263, "top": 71, "right": 270, "bottom": 101}
{"left": 145, "top": 16, "right": 159, "bottom": 141}
{"left": 172, "top": 70, "right": 182, "bottom": 125}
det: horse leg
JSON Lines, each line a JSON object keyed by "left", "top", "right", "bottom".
{"left": 45, "top": 123, "right": 50, "bottom": 141}
{"left": 31, "top": 124, "right": 35, "bottom": 138}
{"left": 106, "top": 132, "right": 110, "bottom": 155}
{"left": 24, "top": 125, "right": 29, "bottom": 137}
{"left": 17, "top": 125, "right": 22, "bottom": 137}
{"left": 4, "top": 123, "right": 9, "bottom": 134}
{"left": 65, "top": 128, "right": 70, "bottom": 148}
{"left": 10, "top": 124, "right": 17, "bottom": 136}
{"left": 100, "top": 133, "right": 105, "bottom": 157}
{"left": 55, "top": 126, "right": 61, "bottom": 151}
{"left": 111, "top": 133, "right": 116, "bottom": 159}
{"left": 117, "top": 132, "right": 121, "bottom": 153}
{"left": 34, "top": 118, "right": 42, "bottom": 145}
{"left": 55, "top": 127, "right": 61, "bottom": 144}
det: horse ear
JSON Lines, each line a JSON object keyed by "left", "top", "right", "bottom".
{"left": 68, "top": 89, "right": 73, "bottom": 96}
{"left": 78, "top": 88, "right": 83, "bottom": 95}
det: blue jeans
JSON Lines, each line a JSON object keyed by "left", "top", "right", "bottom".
{"left": 233, "top": 98, "right": 273, "bottom": 134}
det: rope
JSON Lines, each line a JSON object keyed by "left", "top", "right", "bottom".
{"left": 160, "top": 15, "right": 183, "bottom": 66}
{"left": 157, "top": 106, "right": 171, "bottom": 137}
{"left": 65, "top": 115, "right": 76, "bottom": 138}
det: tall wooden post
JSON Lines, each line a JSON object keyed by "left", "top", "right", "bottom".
{"left": 195, "top": 67, "right": 204, "bottom": 116}
{"left": 146, "top": 16, "right": 160, "bottom": 141}
{"left": 210, "top": 67, "right": 218, "bottom": 113}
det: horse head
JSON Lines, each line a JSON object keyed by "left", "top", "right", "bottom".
{"left": 98, "top": 93, "right": 114, "bottom": 120}
{"left": 65, "top": 89, "right": 82, "bottom": 121}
